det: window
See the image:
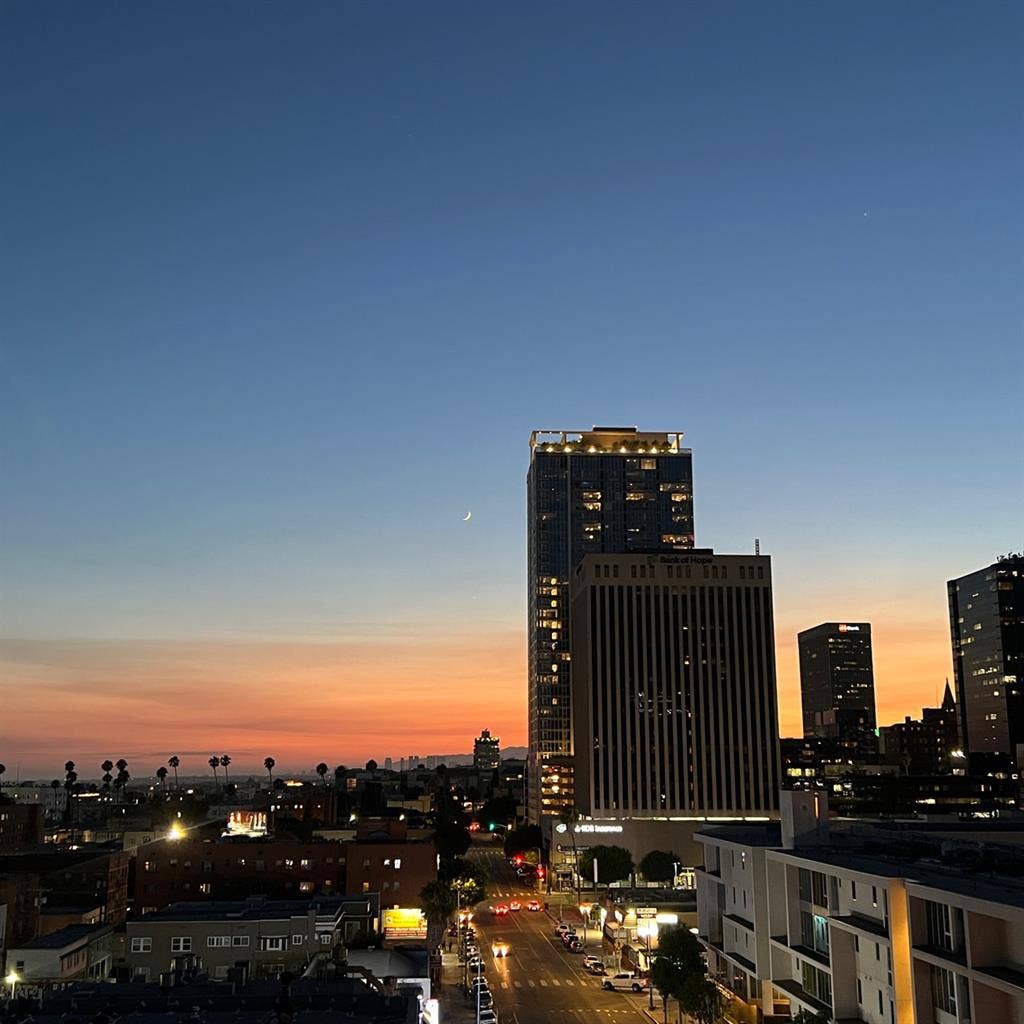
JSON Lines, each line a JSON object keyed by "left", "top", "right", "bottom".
{"left": 320, "top": 933, "right": 333, "bottom": 945}
{"left": 930, "top": 965, "right": 958, "bottom": 1015}
{"left": 394, "top": 858, "right": 402, "bottom": 869}
{"left": 232, "top": 936, "right": 250, "bottom": 947}
{"left": 260, "top": 936, "right": 287, "bottom": 952}
{"left": 130, "top": 937, "right": 152, "bottom": 953}
{"left": 207, "top": 936, "right": 231, "bottom": 948}
{"left": 171, "top": 937, "right": 192, "bottom": 953}
{"left": 851, "top": 880, "right": 857, "bottom": 900}
{"left": 143, "top": 861, "right": 157, "bottom": 873}
{"left": 199, "top": 882, "right": 211, "bottom": 894}
{"left": 857, "top": 979, "right": 862, "bottom": 1003}
{"left": 872, "top": 886, "right": 878, "bottom": 908}
{"left": 925, "top": 900, "right": 963, "bottom": 953}
{"left": 292, "top": 934, "right": 304, "bottom": 945}
{"left": 641, "top": 458, "right": 656, "bottom": 470}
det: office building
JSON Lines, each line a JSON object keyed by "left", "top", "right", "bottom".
{"left": 571, "top": 550, "right": 780, "bottom": 820}
{"left": 948, "top": 554, "right": 1024, "bottom": 768}
{"left": 527, "top": 426, "right": 694, "bottom": 820}
{"left": 799, "top": 622, "right": 877, "bottom": 746}
{"left": 473, "top": 729, "right": 501, "bottom": 771}
{"left": 696, "top": 791, "right": 1024, "bottom": 1024}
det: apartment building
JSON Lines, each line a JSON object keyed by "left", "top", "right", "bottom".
{"left": 124, "top": 894, "right": 379, "bottom": 981}
{"left": 6, "top": 922, "right": 114, "bottom": 984}
{"left": 696, "top": 792, "right": 1024, "bottom": 1023}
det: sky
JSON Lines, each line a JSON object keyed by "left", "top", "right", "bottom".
{"left": 1, "top": 2, "right": 1021, "bottom": 780}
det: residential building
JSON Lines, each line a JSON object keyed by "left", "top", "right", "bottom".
{"left": 0, "top": 802, "right": 45, "bottom": 853}
{"left": 124, "top": 895, "right": 379, "bottom": 981}
{"left": 6, "top": 922, "right": 114, "bottom": 984}
{"left": 878, "top": 683, "right": 960, "bottom": 774}
{"left": 527, "top": 426, "right": 694, "bottom": 820}
{"left": 799, "top": 622, "right": 877, "bottom": 748}
{"left": 342, "top": 819, "right": 437, "bottom": 912}
{"left": 948, "top": 553, "right": 1024, "bottom": 769}
{"left": 134, "top": 838, "right": 344, "bottom": 913}
{"left": 696, "top": 791, "right": 1024, "bottom": 1023}
{"left": 473, "top": 729, "right": 501, "bottom": 771}
{"left": 20, "top": 976, "right": 421, "bottom": 1024}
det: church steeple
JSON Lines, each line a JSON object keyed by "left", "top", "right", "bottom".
{"left": 942, "top": 678, "right": 956, "bottom": 710}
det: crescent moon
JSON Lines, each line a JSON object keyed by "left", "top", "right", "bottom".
{"left": 462, "top": 511, "right": 472, "bottom": 522}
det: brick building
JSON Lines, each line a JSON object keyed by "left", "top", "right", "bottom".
{"left": 0, "top": 802, "right": 45, "bottom": 853}
{"left": 134, "top": 838, "right": 344, "bottom": 913}
{"left": 341, "top": 820, "right": 437, "bottom": 909}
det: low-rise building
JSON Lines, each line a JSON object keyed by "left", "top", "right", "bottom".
{"left": 124, "top": 894, "right": 379, "bottom": 981}
{"left": 696, "top": 791, "right": 1024, "bottom": 1023}
{"left": 0, "top": 802, "right": 45, "bottom": 852}
{"left": 343, "top": 820, "right": 437, "bottom": 911}
{"left": 6, "top": 922, "right": 114, "bottom": 984}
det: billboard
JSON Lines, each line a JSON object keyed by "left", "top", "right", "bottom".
{"left": 383, "top": 907, "right": 427, "bottom": 940}
{"left": 223, "top": 810, "right": 269, "bottom": 838}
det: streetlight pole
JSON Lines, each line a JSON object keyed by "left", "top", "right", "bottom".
{"left": 5, "top": 971, "right": 19, "bottom": 1001}
{"left": 646, "top": 929, "right": 654, "bottom": 1009}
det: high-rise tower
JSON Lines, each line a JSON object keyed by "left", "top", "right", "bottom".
{"left": 948, "top": 554, "right": 1024, "bottom": 768}
{"left": 526, "top": 426, "right": 694, "bottom": 821}
{"left": 798, "top": 622, "right": 877, "bottom": 749}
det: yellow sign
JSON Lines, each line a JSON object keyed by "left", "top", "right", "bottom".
{"left": 382, "top": 907, "right": 427, "bottom": 939}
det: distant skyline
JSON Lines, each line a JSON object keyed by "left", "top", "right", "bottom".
{"left": 2, "top": 3, "right": 1021, "bottom": 777}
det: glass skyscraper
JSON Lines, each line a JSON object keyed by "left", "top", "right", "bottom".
{"left": 526, "top": 426, "right": 694, "bottom": 821}
{"left": 948, "top": 554, "right": 1024, "bottom": 768}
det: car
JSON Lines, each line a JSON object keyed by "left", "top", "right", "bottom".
{"left": 508, "top": 900, "right": 522, "bottom": 911}
{"left": 469, "top": 975, "right": 488, "bottom": 988}
{"left": 491, "top": 940, "right": 510, "bottom": 958}
{"left": 478, "top": 1011, "right": 498, "bottom": 1024}
{"left": 587, "top": 964, "right": 608, "bottom": 976}
{"left": 602, "top": 972, "right": 649, "bottom": 992}
{"left": 567, "top": 939, "right": 584, "bottom": 953}
{"left": 527, "top": 900, "right": 541, "bottom": 912}
{"left": 554, "top": 923, "right": 572, "bottom": 935}
{"left": 495, "top": 904, "right": 509, "bottom": 916}
{"left": 582, "top": 955, "right": 603, "bottom": 969}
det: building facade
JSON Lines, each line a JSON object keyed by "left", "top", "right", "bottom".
{"left": 124, "top": 896, "right": 376, "bottom": 981}
{"left": 473, "top": 729, "right": 501, "bottom": 771}
{"left": 696, "top": 792, "right": 1024, "bottom": 1024}
{"left": 570, "top": 550, "right": 780, "bottom": 820}
{"left": 948, "top": 554, "right": 1024, "bottom": 768}
{"left": 527, "top": 426, "right": 694, "bottom": 820}
{"left": 878, "top": 683, "right": 960, "bottom": 775}
{"left": 798, "top": 622, "right": 877, "bottom": 747}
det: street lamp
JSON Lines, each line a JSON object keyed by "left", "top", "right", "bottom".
{"left": 5, "top": 970, "right": 19, "bottom": 1000}
{"left": 637, "top": 922, "right": 658, "bottom": 1009}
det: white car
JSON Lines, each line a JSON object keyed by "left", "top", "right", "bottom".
{"left": 582, "top": 954, "right": 603, "bottom": 969}
{"left": 602, "top": 971, "right": 648, "bottom": 992}
{"left": 478, "top": 1012, "right": 498, "bottom": 1024}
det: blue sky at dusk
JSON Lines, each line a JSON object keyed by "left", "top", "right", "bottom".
{"left": 1, "top": 3, "right": 1020, "bottom": 774}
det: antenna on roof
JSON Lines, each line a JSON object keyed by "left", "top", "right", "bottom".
{"left": 754, "top": 538, "right": 760, "bottom": 556}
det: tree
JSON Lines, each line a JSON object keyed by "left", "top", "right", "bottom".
{"left": 559, "top": 806, "right": 582, "bottom": 902}
{"left": 0, "top": 763, "right": 5, "bottom": 780}
{"left": 579, "top": 845, "right": 634, "bottom": 886}
{"left": 208, "top": 756, "right": 220, "bottom": 785}
{"left": 365, "top": 759, "right": 378, "bottom": 772}
{"left": 503, "top": 824, "right": 543, "bottom": 859}
{"left": 264, "top": 757, "right": 276, "bottom": 785}
{"left": 479, "top": 793, "right": 517, "bottom": 830}
{"left": 50, "top": 779, "right": 61, "bottom": 811}
{"left": 440, "top": 856, "right": 489, "bottom": 906}
{"left": 168, "top": 755, "right": 180, "bottom": 788}
{"left": 63, "top": 765, "right": 78, "bottom": 824}
{"left": 316, "top": 763, "right": 329, "bottom": 786}
{"left": 678, "top": 976, "right": 721, "bottom": 1024}
{"left": 156, "top": 766, "right": 168, "bottom": 790}
{"left": 419, "top": 880, "right": 456, "bottom": 954}
{"left": 220, "top": 755, "right": 231, "bottom": 786}
{"left": 638, "top": 849, "right": 679, "bottom": 884}
{"left": 650, "top": 956, "right": 681, "bottom": 1024}
{"left": 115, "top": 768, "right": 130, "bottom": 801}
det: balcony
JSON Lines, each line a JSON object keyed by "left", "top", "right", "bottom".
{"left": 829, "top": 912, "right": 889, "bottom": 939}
{"left": 912, "top": 943, "right": 968, "bottom": 969}
{"left": 706, "top": 937, "right": 757, "bottom": 975}
{"left": 975, "top": 963, "right": 1024, "bottom": 994}
{"left": 724, "top": 912, "right": 755, "bottom": 932}
{"left": 771, "top": 978, "right": 831, "bottom": 1019}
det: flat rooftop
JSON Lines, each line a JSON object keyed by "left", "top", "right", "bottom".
{"left": 531, "top": 426, "right": 688, "bottom": 454}
{"left": 138, "top": 896, "right": 372, "bottom": 923}
{"left": 18, "top": 923, "right": 111, "bottom": 949}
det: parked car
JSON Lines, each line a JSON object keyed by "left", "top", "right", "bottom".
{"left": 567, "top": 938, "right": 584, "bottom": 953}
{"left": 602, "top": 972, "right": 648, "bottom": 992}
{"left": 582, "top": 955, "right": 603, "bottom": 969}
{"left": 478, "top": 1011, "right": 498, "bottom": 1024}
{"left": 555, "top": 923, "right": 572, "bottom": 936}
{"left": 587, "top": 964, "right": 608, "bottom": 976}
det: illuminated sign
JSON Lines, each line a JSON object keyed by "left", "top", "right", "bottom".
{"left": 837, "top": 624, "right": 860, "bottom": 632}
{"left": 223, "top": 810, "right": 268, "bottom": 838}
{"left": 575, "top": 824, "right": 623, "bottom": 834}
{"left": 383, "top": 907, "right": 427, "bottom": 940}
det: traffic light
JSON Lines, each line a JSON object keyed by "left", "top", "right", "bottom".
{"left": 488, "top": 823, "right": 495, "bottom": 832}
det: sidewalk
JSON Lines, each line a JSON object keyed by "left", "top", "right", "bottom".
{"left": 437, "top": 951, "right": 484, "bottom": 1024}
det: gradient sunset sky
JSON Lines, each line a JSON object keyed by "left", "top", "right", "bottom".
{"left": 2, "top": 3, "right": 1021, "bottom": 779}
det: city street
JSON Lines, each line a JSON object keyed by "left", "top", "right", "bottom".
{"left": 458, "top": 841, "right": 654, "bottom": 1024}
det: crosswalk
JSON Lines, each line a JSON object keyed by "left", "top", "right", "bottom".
{"left": 502, "top": 978, "right": 580, "bottom": 990}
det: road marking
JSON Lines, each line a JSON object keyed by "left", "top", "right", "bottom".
{"left": 551, "top": 979, "right": 560, "bottom": 986}
{"left": 500, "top": 981, "right": 509, "bottom": 989}
{"left": 538, "top": 979, "right": 547, "bottom": 987}
{"left": 527, "top": 980, "right": 535, "bottom": 988}
{"left": 513, "top": 980, "right": 522, "bottom": 988}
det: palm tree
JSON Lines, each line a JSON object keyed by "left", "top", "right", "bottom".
{"left": 50, "top": 779, "right": 61, "bottom": 812}
{"left": 168, "top": 755, "right": 180, "bottom": 789}
{"left": 115, "top": 768, "right": 130, "bottom": 802}
{"left": 100, "top": 760, "right": 114, "bottom": 800}
{"left": 219, "top": 755, "right": 231, "bottom": 787}
{"left": 116, "top": 758, "right": 128, "bottom": 774}
{"left": 334, "top": 765, "right": 346, "bottom": 787}
{"left": 0, "top": 763, "right": 6, "bottom": 782}
{"left": 264, "top": 757, "right": 275, "bottom": 786}
{"left": 419, "top": 880, "right": 456, "bottom": 955}
{"left": 156, "top": 766, "right": 168, "bottom": 791}
{"left": 559, "top": 805, "right": 583, "bottom": 904}
{"left": 316, "top": 762, "right": 329, "bottom": 787}
{"left": 63, "top": 767, "right": 78, "bottom": 824}
{"left": 208, "top": 756, "right": 220, "bottom": 786}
